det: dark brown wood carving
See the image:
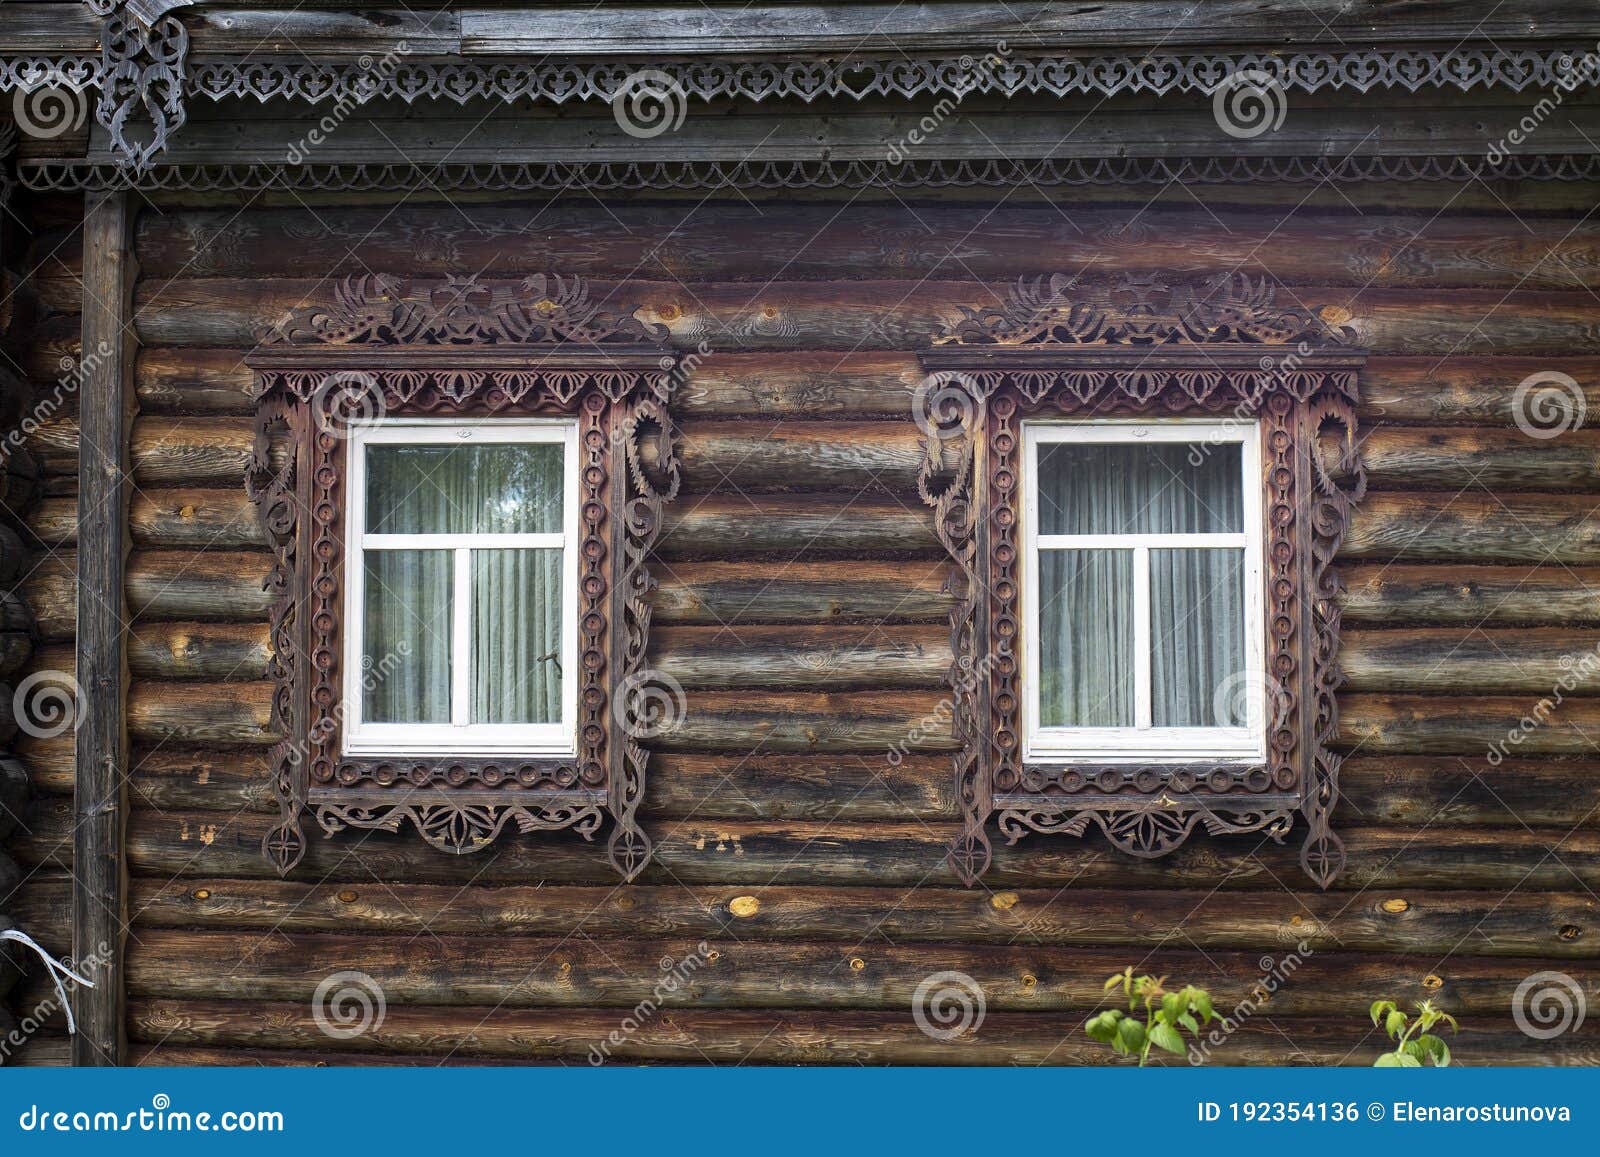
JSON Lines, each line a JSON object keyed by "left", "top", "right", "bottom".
{"left": 245, "top": 274, "right": 682, "bottom": 881}
{"left": 917, "top": 273, "right": 1367, "bottom": 889}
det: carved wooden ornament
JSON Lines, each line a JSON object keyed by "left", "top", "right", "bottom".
{"left": 917, "top": 273, "right": 1367, "bottom": 888}
{"left": 246, "top": 274, "right": 682, "bottom": 880}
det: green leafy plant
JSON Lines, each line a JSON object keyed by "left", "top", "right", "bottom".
{"left": 1370, "top": 999, "right": 1458, "bottom": 1067}
{"left": 1085, "top": 968, "right": 1216, "bottom": 1066}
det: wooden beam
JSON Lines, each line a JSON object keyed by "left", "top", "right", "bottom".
{"left": 72, "top": 191, "right": 137, "bottom": 1067}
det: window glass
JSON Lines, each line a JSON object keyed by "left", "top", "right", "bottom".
{"left": 1149, "top": 547, "right": 1246, "bottom": 727}
{"left": 471, "top": 548, "right": 563, "bottom": 724}
{"left": 366, "top": 443, "right": 563, "bottom": 534}
{"left": 1037, "top": 441, "right": 1243, "bottom": 534}
{"left": 362, "top": 549, "right": 452, "bottom": 723}
{"left": 1038, "top": 549, "right": 1135, "bottom": 727}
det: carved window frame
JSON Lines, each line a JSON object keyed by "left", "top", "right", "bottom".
{"left": 917, "top": 274, "right": 1367, "bottom": 889}
{"left": 246, "top": 274, "right": 681, "bottom": 881}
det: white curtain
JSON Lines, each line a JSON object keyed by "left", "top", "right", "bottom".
{"left": 363, "top": 550, "right": 452, "bottom": 723}
{"left": 362, "top": 443, "right": 564, "bottom": 725}
{"left": 472, "top": 548, "right": 563, "bottom": 724}
{"left": 1037, "top": 441, "right": 1245, "bottom": 729}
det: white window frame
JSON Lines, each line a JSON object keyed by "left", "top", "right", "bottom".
{"left": 1022, "top": 418, "right": 1266, "bottom": 764}
{"left": 343, "top": 418, "right": 580, "bottom": 758}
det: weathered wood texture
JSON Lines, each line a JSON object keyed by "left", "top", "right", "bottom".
{"left": 16, "top": 190, "right": 1600, "bottom": 1067}
{"left": 69, "top": 193, "right": 135, "bottom": 1067}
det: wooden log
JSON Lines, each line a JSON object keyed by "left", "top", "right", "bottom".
{"left": 116, "top": 878, "right": 1597, "bottom": 959}
{"left": 39, "top": 486, "right": 1600, "bottom": 563}
{"left": 0, "top": 757, "right": 28, "bottom": 843}
{"left": 117, "top": 278, "right": 1600, "bottom": 355}
{"left": 651, "top": 624, "right": 948, "bottom": 689}
{"left": 1342, "top": 628, "right": 1600, "bottom": 694}
{"left": 1335, "top": 426, "right": 1600, "bottom": 492}
{"left": 1340, "top": 755, "right": 1600, "bottom": 828}
{"left": 674, "top": 420, "right": 937, "bottom": 491}
{"left": 450, "top": 3, "right": 1600, "bottom": 52}
{"left": 0, "top": 593, "right": 35, "bottom": 681}
{"left": 0, "top": 524, "right": 28, "bottom": 586}
{"left": 126, "top": 623, "right": 271, "bottom": 681}
{"left": 36, "top": 415, "right": 938, "bottom": 492}
{"left": 660, "top": 690, "right": 956, "bottom": 751}
{"left": 119, "top": 929, "right": 1584, "bottom": 1019}
{"left": 122, "top": 1004, "right": 1600, "bottom": 1066}
{"left": 653, "top": 559, "right": 954, "bottom": 624}
{"left": 112, "top": 347, "right": 1600, "bottom": 431}
{"left": 34, "top": 623, "right": 272, "bottom": 681}
{"left": 659, "top": 497, "right": 938, "bottom": 556}
{"left": 0, "top": 850, "right": 21, "bottom": 906}
{"left": 136, "top": 348, "right": 255, "bottom": 416}
{"left": 17, "top": 803, "right": 1600, "bottom": 890}
{"left": 127, "top": 204, "right": 1600, "bottom": 288}
{"left": 648, "top": 752, "right": 956, "bottom": 820}
{"left": 1345, "top": 494, "right": 1600, "bottom": 563}
{"left": 7, "top": 1035, "right": 70, "bottom": 1067}
{"left": 128, "top": 682, "right": 277, "bottom": 746}
{"left": 28, "top": 417, "right": 255, "bottom": 485}
{"left": 1362, "top": 357, "right": 1600, "bottom": 424}
{"left": 22, "top": 550, "right": 277, "bottom": 640}
{"left": 1341, "top": 693, "right": 1600, "bottom": 754}
{"left": 1340, "top": 564, "right": 1600, "bottom": 626}
{"left": 30, "top": 489, "right": 265, "bottom": 548}
{"left": 19, "top": 744, "right": 954, "bottom": 820}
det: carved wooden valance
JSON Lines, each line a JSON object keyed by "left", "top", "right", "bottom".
{"left": 245, "top": 274, "right": 681, "bottom": 881}
{"left": 917, "top": 273, "right": 1367, "bottom": 888}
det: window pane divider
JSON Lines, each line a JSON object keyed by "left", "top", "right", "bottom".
{"left": 451, "top": 545, "right": 471, "bottom": 726}
{"left": 1133, "top": 543, "right": 1152, "bottom": 730}
{"left": 1036, "top": 532, "right": 1246, "bottom": 549}
{"left": 364, "top": 532, "right": 565, "bottom": 550}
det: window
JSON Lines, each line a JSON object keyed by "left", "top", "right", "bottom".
{"left": 916, "top": 272, "right": 1368, "bottom": 886}
{"left": 345, "top": 420, "right": 579, "bottom": 757}
{"left": 246, "top": 272, "right": 682, "bottom": 879}
{"left": 1023, "top": 420, "right": 1264, "bottom": 763}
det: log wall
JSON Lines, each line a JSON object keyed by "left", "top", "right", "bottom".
{"left": 6, "top": 186, "right": 1600, "bottom": 1065}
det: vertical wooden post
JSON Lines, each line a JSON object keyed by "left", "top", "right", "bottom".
{"left": 73, "top": 191, "right": 136, "bottom": 1066}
